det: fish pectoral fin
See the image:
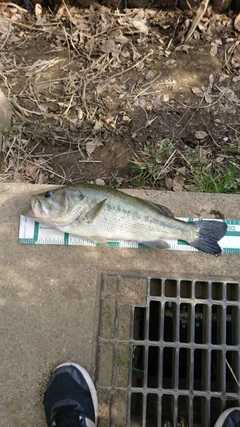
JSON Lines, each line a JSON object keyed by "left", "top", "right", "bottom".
{"left": 145, "top": 201, "right": 174, "bottom": 218}
{"left": 141, "top": 240, "right": 170, "bottom": 250}
{"left": 85, "top": 199, "right": 107, "bottom": 223}
{"left": 90, "top": 235, "right": 107, "bottom": 245}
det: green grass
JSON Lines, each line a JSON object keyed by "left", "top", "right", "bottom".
{"left": 187, "top": 164, "right": 240, "bottom": 193}
{"left": 130, "top": 141, "right": 240, "bottom": 193}
{"left": 117, "top": 352, "right": 145, "bottom": 374}
{"left": 130, "top": 138, "right": 176, "bottom": 186}
{"left": 117, "top": 354, "right": 128, "bottom": 367}
{"left": 102, "top": 304, "right": 110, "bottom": 317}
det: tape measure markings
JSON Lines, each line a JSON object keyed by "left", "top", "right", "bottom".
{"left": 18, "top": 215, "right": 240, "bottom": 253}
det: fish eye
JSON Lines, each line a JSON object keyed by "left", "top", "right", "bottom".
{"left": 45, "top": 191, "right": 52, "bottom": 198}
{"left": 78, "top": 193, "right": 84, "bottom": 201}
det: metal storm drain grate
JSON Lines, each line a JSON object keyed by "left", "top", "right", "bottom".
{"left": 96, "top": 274, "right": 240, "bottom": 427}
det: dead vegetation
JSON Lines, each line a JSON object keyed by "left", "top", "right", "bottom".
{"left": 0, "top": 2, "right": 240, "bottom": 191}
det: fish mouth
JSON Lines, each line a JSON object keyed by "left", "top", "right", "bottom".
{"left": 22, "top": 196, "right": 51, "bottom": 222}
{"left": 31, "top": 196, "right": 46, "bottom": 217}
{"left": 22, "top": 208, "right": 35, "bottom": 218}
{"left": 23, "top": 192, "right": 90, "bottom": 226}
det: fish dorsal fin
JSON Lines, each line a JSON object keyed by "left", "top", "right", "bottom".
{"left": 145, "top": 200, "right": 174, "bottom": 217}
{"left": 85, "top": 199, "right": 107, "bottom": 223}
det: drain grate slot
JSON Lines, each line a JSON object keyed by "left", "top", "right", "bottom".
{"left": 96, "top": 274, "right": 240, "bottom": 426}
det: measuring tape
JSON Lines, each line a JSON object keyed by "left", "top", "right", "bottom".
{"left": 18, "top": 215, "right": 240, "bottom": 253}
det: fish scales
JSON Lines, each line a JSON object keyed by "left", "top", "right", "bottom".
{"left": 23, "top": 184, "right": 227, "bottom": 254}
{"left": 69, "top": 185, "right": 195, "bottom": 242}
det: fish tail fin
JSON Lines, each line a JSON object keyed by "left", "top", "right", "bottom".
{"left": 190, "top": 220, "right": 227, "bottom": 255}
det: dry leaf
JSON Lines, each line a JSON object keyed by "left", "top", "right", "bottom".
{"left": 162, "top": 94, "right": 170, "bottom": 103}
{"left": 208, "top": 74, "right": 214, "bottom": 90}
{"left": 195, "top": 131, "right": 208, "bottom": 140}
{"left": 184, "top": 184, "right": 198, "bottom": 191}
{"left": 77, "top": 107, "right": 83, "bottom": 120}
{"left": 197, "top": 22, "right": 206, "bottom": 32}
{"left": 173, "top": 174, "right": 185, "bottom": 192}
{"left": 95, "top": 179, "right": 105, "bottom": 186}
{"left": 234, "top": 13, "right": 240, "bottom": 32}
{"left": 159, "top": 24, "right": 170, "bottom": 30}
{"left": 135, "top": 9, "right": 145, "bottom": 20}
{"left": 0, "top": 17, "right": 9, "bottom": 35}
{"left": 175, "top": 44, "right": 193, "bottom": 53}
{"left": 0, "top": 89, "right": 12, "bottom": 134}
{"left": 55, "top": 5, "right": 65, "bottom": 20}
{"left": 93, "top": 120, "right": 103, "bottom": 132}
{"left": 231, "top": 48, "right": 240, "bottom": 71}
{"left": 145, "top": 9, "right": 157, "bottom": 18}
{"left": 178, "top": 166, "right": 186, "bottom": 174}
{"left": 122, "top": 115, "right": 131, "bottom": 123}
{"left": 34, "top": 3, "right": 42, "bottom": 17}
{"left": 116, "top": 177, "right": 124, "bottom": 185}
{"left": 219, "top": 75, "right": 229, "bottom": 83}
{"left": 0, "top": 88, "right": 12, "bottom": 152}
{"left": 25, "top": 163, "right": 38, "bottom": 177}
{"left": 165, "top": 177, "right": 173, "bottom": 190}
{"left": 119, "top": 92, "right": 128, "bottom": 99}
{"left": 204, "top": 93, "right": 212, "bottom": 103}
{"left": 192, "top": 87, "right": 203, "bottom": 97}
{"left": 85, "top": 39, "right": 94, "bottom": 53}
{"left": 216, "top": 156, "right": 224, "bottom": 163}
{"left": 132, "top": 20, "right": 148, "bottom": 34}
{"left": 36, "top": 170, "right": 45, "bottom": 184}
{"left": 105, "top": 117, "right": 114, "bottom": 124}
{"left": 38, "top": 104, "right": 48, "bottom": 113}
{"left": 114, "top": 34, "right": 129, "bottom": 45}
{"left": 145, "top": 70, "right": 157, "bottom": 80}
{"left": 101, "top": 39, "right": 117, "bottom": 54}
{"left": 35, "top": 157, "right": 46, "bottom": 165}
{"left": 152, "top": 95, "right": 162, "bottom": 110}
{"left": 233, "top": 76, "right": 240, "bottom": 82}
{"left": 86, "top": 139, "right": 103, "bottom": 155}
{"left": 112, "top": 83, "right": 124, "bottom": 94}
{"left": 165, "top": 59, "right": 176, "bottom": 67}
{"left": 210, "top": 44, "right": 218, "bottom": 57}
{"left": 120, "top": 48, "right": 130, "bottom": 59}
{"left": 220, "top": 87, "right": 237, "bottom": 102}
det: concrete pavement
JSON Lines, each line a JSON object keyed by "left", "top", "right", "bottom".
{"left": 0, "top": 183, "right": 239, "bottom": 426}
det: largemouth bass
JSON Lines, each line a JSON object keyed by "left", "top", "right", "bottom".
{"left": 23, "top": 184, "right": 227, "bottom": 255}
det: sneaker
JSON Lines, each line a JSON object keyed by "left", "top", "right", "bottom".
{"left": 214, "top": 407, "right": 240, "bottom": 427}
{"left": 43, "top": 362, "right": 98, "bottom": 427}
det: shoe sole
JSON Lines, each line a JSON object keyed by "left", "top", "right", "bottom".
{"left": 56, "top": 362, "right": 98, "bottom": 420}
{"left": 214, "top": 407, "right": 240, "bottom": 427}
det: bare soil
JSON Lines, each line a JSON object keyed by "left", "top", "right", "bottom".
{"left": 0, "top": 3, "right": 240, "bottom": 191}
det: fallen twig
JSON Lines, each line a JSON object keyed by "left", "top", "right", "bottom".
{"left": 185, "top": 0, "right": 210, "bottom": 42}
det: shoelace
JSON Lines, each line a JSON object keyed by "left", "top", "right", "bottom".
{"left": 51, "top": 406, "right": 87, "bottom": 427}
